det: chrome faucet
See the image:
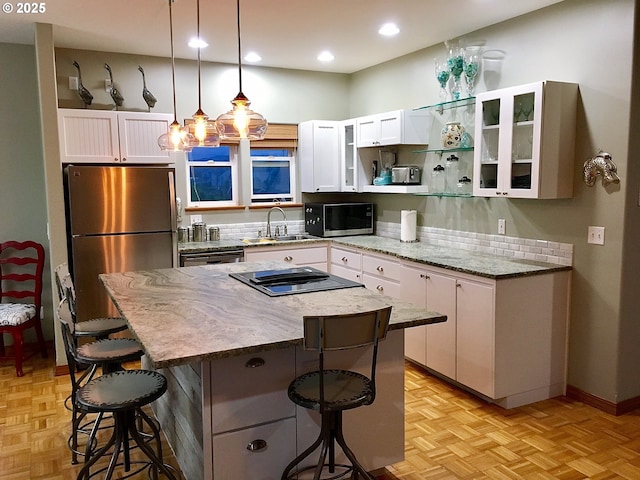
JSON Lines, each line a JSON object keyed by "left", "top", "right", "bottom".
{"left": 266, "top": 207, "right": 287, "bottom": 237}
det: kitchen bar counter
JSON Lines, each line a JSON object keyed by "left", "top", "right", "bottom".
{"left": 178, "top": 234, "right": 570, "bottom": 279}
{"left": 99, "top": 260, "right": 446, "bottom": 480}
{"left": 100, "top": 260, "right": 445, "bottom": 369}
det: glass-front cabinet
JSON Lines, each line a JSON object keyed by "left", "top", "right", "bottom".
{"left": 473, "top": 81, "right": 578, "bottom": 199}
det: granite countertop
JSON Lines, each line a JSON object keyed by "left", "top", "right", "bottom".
{"left": 331, "top": 236, "right": 571, "bottom": 279}
{"left": 100, "top": 260, "right": 446, "bottom": 369}
{"left": 179, "top": 235, "right": 570, "bottom": 280}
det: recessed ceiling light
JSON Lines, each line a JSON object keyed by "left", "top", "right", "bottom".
{"left": 188, "top": 37, "right": 208, "bottom": 49}
{"left": 244, "top": 51, "right": 262, "bottom": 63}
{"left": 378, "top": 23, "right": 400, "bottom": 36}
{"left": 317, "top": 51, "right": 335, "bottom": 62}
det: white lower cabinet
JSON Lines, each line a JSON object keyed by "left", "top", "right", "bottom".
{"left": 400, "top": 258, "right": 570, "bottom": 407}
{"left": 244, "top": 243, "right": 329, "bottom": 271}
{"left": 329, "top": 246, "right": 362, "bottom": 282}
{"left": 212, "top": 417, "right": 296, "bottom": 480}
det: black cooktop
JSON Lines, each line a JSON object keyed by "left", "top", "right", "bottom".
{"left": 229, "top": 266, "right": 364, "bottom": 297}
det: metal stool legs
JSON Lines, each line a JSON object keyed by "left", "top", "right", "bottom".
{"left": 282, "top": 410, "right": 375, "bottom": 480}
{"left": 77, "top": 406, "right": 177, "bottom": 480}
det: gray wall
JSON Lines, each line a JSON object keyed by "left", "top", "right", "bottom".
{"left": 3, "top": 0, "right": 636, "bottom": 405}
{"left": 0, "top": 43, "right": 53, "bottom": 341}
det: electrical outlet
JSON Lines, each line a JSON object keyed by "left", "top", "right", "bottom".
{"left": 588, "top": 226, "right": 605, "bottom": 245}
{"left": 69, "top": 76, "right": 78, "bottom": 90}
{"left": 498, "top": 219, "right": 506, "bottom": 235}
{"left": 104, "top": 79, "right": 112, "bottom": 92}
{"left": 191, "top": 214, "right": 202, "bottom": 224}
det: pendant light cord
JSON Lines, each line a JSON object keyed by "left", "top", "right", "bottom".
{"left": 169, "top": 0, "right": 178, "bottom": 122}
{"left": 196, "top": 0, "right": 203, "bottom": 109}
{"left": 236, "top": 0, "right": 243, "bottom": 94}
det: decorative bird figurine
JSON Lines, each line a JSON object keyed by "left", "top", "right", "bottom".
{"left": 104, "top": 63, "right": 124, "bottom": 109}
{"left": 72, "top": 60, "right": 93, "bottom": 108}
{"left": 138, "top": 65, "right": 157, "bottom": 111}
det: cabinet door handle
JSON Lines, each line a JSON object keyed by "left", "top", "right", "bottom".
{"left": 122, "top": 157, "right": 127, "bottom": 162}
{"left": 246, "top": 439, "right": 267, "bottom": 452}
{"left": 376, "top": 266, "right": 384, "bottom": 272}
{"left": 420, "top": 273, "right": 429, "bottom": 279}
{"left": 245, "top": 357, "right": 266, "bottom": 368}
{"left": 456, "top": 282, "right": 461, "bottom": 288}
{"left": 376, "top": 285, "right": 384, "bottom": 292}
{"left": 284, "top": 256, "right": 293, "bottom": 261}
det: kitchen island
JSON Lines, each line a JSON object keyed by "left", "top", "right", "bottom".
{"left": 100, "top": 260, "right": 446, "bottom": 480}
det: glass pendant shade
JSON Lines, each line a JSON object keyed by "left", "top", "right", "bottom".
{"left": 158, "top": 120, "right": 195, "bottom": 152}
{"left": 216, "top": 92, "right": 267, "bottom": 140}
{"left": 188, "top": 109, "right": 220, "bottom": 147}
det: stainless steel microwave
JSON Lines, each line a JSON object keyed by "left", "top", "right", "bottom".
{"left": 304, "top": 202, "right": 374, "bottom": 237}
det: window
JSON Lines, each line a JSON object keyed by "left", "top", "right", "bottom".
{"left": 187, "top": 146, "right": 238, "bottom": 207}
{"left": 251, "top": 148, "right": 296, "bottom": 203}
{"left": 185, "top": 143, "right": 297, "bottom": 207}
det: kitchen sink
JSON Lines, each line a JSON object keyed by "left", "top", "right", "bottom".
{"left": 241, "top": 234, "right": 317, "bottom": 244}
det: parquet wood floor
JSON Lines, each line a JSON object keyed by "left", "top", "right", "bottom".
{"left": 2, "top": 349, "right": 640, "bottom": 479}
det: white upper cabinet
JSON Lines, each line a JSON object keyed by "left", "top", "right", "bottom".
{"left": 355, "top": 109, "right": 431, "bottom": 147}
{"left": 58, "top": 109, "right": 173, "bottom": 164}
{"left": 298, "top": 120, "right": 341, "bottom": 192}
{"left": 473, "top": 81, "right": 577, "bottom": 199}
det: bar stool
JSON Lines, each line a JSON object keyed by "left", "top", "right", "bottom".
{"left": 281, "top": 306, "right": 392, "bottom": 480}
{"left": 55, "top": 263, "right": 128, "bottom": 343}
{"left": 57, "top": 296, "right": 145, "bottom": 464}
{"left": 75, "top": 370, "right": 179, "bottom": 480}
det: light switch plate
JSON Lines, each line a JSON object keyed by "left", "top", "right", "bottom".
{"left": 588, "top": 226, "right": 605, "bottom": 245}
{"left": 498, "top": 219, "right": 506, "bottom": 235}
{"left": 191, "top": 214, "right": 202, "bottom": 224}
{"left": 69, "top": 76, "right": 78, "bottom": 90}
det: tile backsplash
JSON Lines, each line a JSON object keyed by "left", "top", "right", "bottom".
{"left": 201, "top": 220, "right": 573, "bottom": 266}
{"left": 376, "top": 221, "right": 573, "bottom": 266}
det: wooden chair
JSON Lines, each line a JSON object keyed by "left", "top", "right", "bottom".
{"left": 281, "top": 306, "right": 392, "bottom": 480}
{"left": 0, "top": 240, "right": 47, "bottom": 376}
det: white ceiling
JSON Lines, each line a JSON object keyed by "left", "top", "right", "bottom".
{"left": 0, "top": 0, "right": 564, "bottom": 74}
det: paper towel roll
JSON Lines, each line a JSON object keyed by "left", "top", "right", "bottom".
{"left": 400, "top": 210, "right": 417, "bottom": 242}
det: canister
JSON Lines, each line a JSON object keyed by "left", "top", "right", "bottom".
{"left": 177, "top": 226, "right": 189, "bottom": 243}
{"left": 208, "top": 226, "right": 220, "bottom": 241}
{"left": 431, "top": 164, "right": 445, "bottom": 194}
{"left": 192, "top": 222, "right": 207, "bottom": 242}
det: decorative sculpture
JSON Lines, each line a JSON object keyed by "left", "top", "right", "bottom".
{"left": 138, "top": 66, "right": 157, "bottom": 111}
{"left": 72, "top": 61, "right": 93, "bottom": 108}
{"left": 104, "top": 63, "right": 124, "bottom": 109}
{"left": 583, "top": 151, "right": 620, "bottom": 187}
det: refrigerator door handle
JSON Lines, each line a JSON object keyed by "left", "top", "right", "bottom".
{"left": 168, "top": 170, "right": 177, "bottom": 229}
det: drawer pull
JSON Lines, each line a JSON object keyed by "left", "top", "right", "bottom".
{"left": 420, "top": 273, "right": 429, "bottom": 279}
{"left": 284, "top": 255, "right": 293, "bottom": 261}
{"left": 376, "top": 266, "right": 384, "bottom": 272}
{"left": 246, "top": 439, "right": 267, "bottom": 452}
{"left": 341, "top": 257, "right": 348, "bottom": 262}
{"left": 245, "top": 357, "right": 266, "bottom": 368}
{"left": 376, "top": 285, "right": 383, "bottom": 292}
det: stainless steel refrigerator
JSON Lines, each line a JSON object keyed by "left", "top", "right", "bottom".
{"left": 64, "top": 165, "right": 178, "bottom": 322}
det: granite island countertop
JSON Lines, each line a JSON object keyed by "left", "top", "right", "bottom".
{"left": 179, "top": 235, "right": 571, "bottom": 279}
{"left": 99, "top": 260, "right": 446, "bottom": 369}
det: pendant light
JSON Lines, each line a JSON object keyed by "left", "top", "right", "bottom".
{"left": 216, "top": 0, "right": 268, "bottom": 140}
{"left": 187, "top": 0, "right": 220, "bottom": 147}
{"left": 158, "top": 0, "right": 195, "bottom": 151}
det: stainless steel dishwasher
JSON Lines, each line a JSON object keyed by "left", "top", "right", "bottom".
{"left": 179, "top": 249, "right": 244, "bottom": 267}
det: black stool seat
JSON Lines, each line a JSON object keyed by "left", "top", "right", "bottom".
{"left": 288, "top": 370, "right": 373, "bottom": 411}
{"left": 76, "top": 370, "right": 178, "bottom": 480}
{"left": 76, "top": 338, "right": 144, "bottom": 369}
{"left": 74, "top": 317, "right": 128, "bottom": 339}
